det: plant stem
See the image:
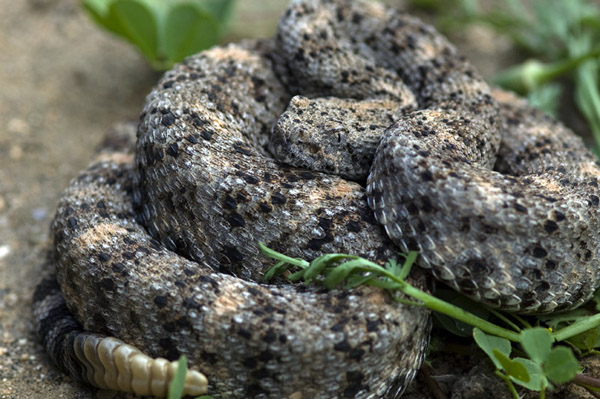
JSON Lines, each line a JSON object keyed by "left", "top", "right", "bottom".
{"left": 552, "top": 313, "right": 600, "bottom": 341}
{"left": 395, "top": 278, "right": 521, "bottom": 342}
{"left": 573, "top": 373, "right": 600, "bottom": 389}
{"left": 357, "top": 262, "right": 522, "bottom": 342}
{"left": 489, "top": 309, "right": 522, "bottom": 333}
{"left": 495, "top": 370, "right": 520, "bottom": 399}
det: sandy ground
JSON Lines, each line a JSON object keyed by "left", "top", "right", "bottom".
{"left": 0, "top": 1, "right": 592, "bottom": 398}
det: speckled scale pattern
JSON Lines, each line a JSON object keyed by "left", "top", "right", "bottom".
{"left": 48, "top": 124, "right": 430, "bottom": 398}
{"left": 368, "top": 87, "right": 600, "bottom": 313}
{"left": 34, "top": 0, "right": 600, "bottom": 397}
{"left": 134, "top": 40, "right": 400, "bottom": 282}
{"left": 270, "top": 95, "right": 416, "bottom": 181}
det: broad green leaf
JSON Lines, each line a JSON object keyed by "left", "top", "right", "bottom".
{"left": 492, "top": 349, "right": 529, "bottom": 383}
{"left": 197, "top": 0, "right": 235, "bottom": 31}
{"left": 520, "top": 327, "right": 553, "bottom": 364}
{"left": 567, "top": 326, "right": 600, "bottom": 351}
{"left": 473, "top": 328, "right": 511, "bottom": 370}
{"left": 543, "top": 346, "right": 579, "bottom": 384}
{"left": 511, "top": 357, "right": 547, "bottom": 391}
{"left": 168, "top": 355, "right": 188, "bottom": 399}
{"left": 491, "top": 349, "right": 512, "bottom": 372}
{"left": 526, "top": 83, "right": 561, "bottom": 116}
{"left": 434, "top": 312, "right": 473, "bottom": 337}
{"left": 109, "top": 0, "right": 159, "bottom": 61}
{"left": 82, "top": 0, "right": 110, "bottom": 24}
{"left": 82, "top": 0, "right": 124, "bottom": 34}
{"left": 164, "top": 4, "right": 219, "bottom": 64}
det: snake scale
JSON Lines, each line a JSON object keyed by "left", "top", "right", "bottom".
{"left": 33, "top": 0, "right": 600, "bottom": 398}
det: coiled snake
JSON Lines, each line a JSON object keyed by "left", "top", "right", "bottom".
{"left": 33, "top": 0, "right": 600, "bottom": 398}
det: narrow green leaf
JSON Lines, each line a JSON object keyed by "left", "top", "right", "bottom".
{"left": 538, "top": 308, "right": 591, "bottom": 331}
{"left": 262, "top": 260, "right": 289, "bottom": 282}
{"left": 473, "top": 328, "right": 512, "bottom": 370}
{"left": 397, "top": 251, "right": 418, "bottom": 279}
{"left": 520, "top": 327, "right": 554, "bottom": 364}
{"left": 345, "top": 274, "right": 375, "bottom": 289}
{"left": 164, "top": 4, "right": 219, "bottom": 65}
{"left": 258, "top": 242, "right": 309, "bottom": 268}
{"left": 168, "top": 355, "right": 188, "bottom": 399}
{"left": 543, "top": 346, "right": 579, "bottom": 384}
{"left": 288, "top": 268, "right": 308, "bottom": 282}
{"left": 304, "top": 254, "right": 357, "bottom": 281}
{"left": 322, "top": 259, "right": 371, "bottom": 288}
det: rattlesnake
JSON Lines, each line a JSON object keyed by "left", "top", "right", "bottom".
{"left": 33, "top": 0, "right": 600, "bottom": 398}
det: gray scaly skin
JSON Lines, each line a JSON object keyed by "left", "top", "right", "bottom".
{"left": 33, "top": 0, "right": 600, "bottom": 398}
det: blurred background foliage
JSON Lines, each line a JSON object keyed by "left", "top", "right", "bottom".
{"left": 82, "top": 0, "right": 600, "bottom": 153}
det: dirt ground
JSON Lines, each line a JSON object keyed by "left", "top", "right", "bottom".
{"left": 0, "top": 1, "right": 595, "bottom": 398}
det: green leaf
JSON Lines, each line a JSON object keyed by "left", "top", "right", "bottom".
{"left": 566, "top": 326, "right": 600, "bottom": 351}
{"left": 592, "top": 286, "right": 600, "bottom": 311}
{"left": 396, "top": 251, "right": 418, "bottom": 279}
{"left": 492, "top": 349, "right": 530, "bottom": 383}
{"left": 163, "top": 3, "right": 219, "bottom": 64}
{"left": 82, "top": 0, "right": 113, "bottom": 30}
{"left": 473, "top": 328, "right": 512, "bottom": 370}
{"left": 538, "top": 308, "right": 592, "bottom": 331}
{"left": 511, "top": 357, "right": 547, "bottom": 391}
{"left": 262, "top": 260, "right": 289, "bottom": 282}
{"left": 168, "top": 355, "right": 188, "bottom": 399}
{"left": 520, "top": 327, "right": 554, "bottom": 364}
{"left": 526, "top": 83, "right": 562, "bottom": 116}
{"left": 197, "top": 0, "right": 235, "bottom": 31}
{"left": 109, "top": 0, "right": 159, "bottom": 61}
{"left": 345, "top": 274, "right": 376, "bottom": 289}
{"left": 304, "top": 254, "right": 356, "bottom": 282}
{"left": 322, "top": 258, "right": 372, "bottom": 288}
{"left": 435, "top": 291, "right": 490, "bottom": 337}
{"left": 543, "top": 346, "right": 579, "bottom": 384}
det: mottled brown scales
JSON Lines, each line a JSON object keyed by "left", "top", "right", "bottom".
{"left": 271, "top": 96, "right": 416, "bottom": 180}
{"left": 33, "top": 0, "right": 600, "bottom": 398}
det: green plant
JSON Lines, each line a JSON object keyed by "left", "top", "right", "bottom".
{"left": 168, "top": 355, "right": 213, "bottom": 399}
{"left": 260, "top": 243, "right": 600, "bottom": 398}
{"left": 408, "top": 0, "right": 600, "bottom": 155}
{"left": 82, "top": 0, "right": 235, "bottom": 70}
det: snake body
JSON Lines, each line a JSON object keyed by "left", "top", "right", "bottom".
{"left": 33, "top": 0, "right": 600, "bottom": 398}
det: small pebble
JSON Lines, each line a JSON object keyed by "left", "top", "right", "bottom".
{"left": 7, "top": 118, "right": 30, "bottom": 135}
{"left": 0, "top": 245, "right": 10, "bottom": 259}
{"left": 31, "top": 208, "right": 47, "bottom": 221}
{"left": 9, "top": 145, "right": 23, "bottom": 160}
